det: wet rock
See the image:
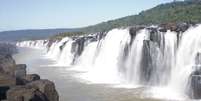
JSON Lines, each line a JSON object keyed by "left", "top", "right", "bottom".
{"left": 129, "top": 26, "right": 145, "bottom": 44}
{"left": 7, "top": 86, "right": 48, "bottom": 101}
{"left": 140, "top": 40, "right": 153, "bottom": 84}
{"left": 96, "top": 32, "right": 107, "bottom": 40}
{"left": 47, "top": 40, "right": 57, "bottom": 51}
{"left": 195, "top": 53, "right": 201, "bottom": 65}
{"left": 189, "top": 68, "right": 201, "bottom": 99}
{"left": 71, "top": 37, "right": 86, "bottom": 64}
{"left": 189, "top": 53, "right": 201, "bottom": 99}
{"left": 159, "top": 23, "right": 190, "bottom": 33}
{"left": 148, "top": 27, "right": 163, "bottom": 47}
{"left": 59, "top": 41, "right": 68, "bottom": 51}
{"left": 27, "top": 80, "right": 59, "bottom": 101}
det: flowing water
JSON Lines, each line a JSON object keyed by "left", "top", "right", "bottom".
{"left": 13, "top": 47, "right": 162, "bottom": 101}
{"left": 15, "top": 25, "right": 201, "bottom": 101}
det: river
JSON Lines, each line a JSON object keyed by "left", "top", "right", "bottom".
{"left": 13, "top": 47, "right": 163, "bottom": 101}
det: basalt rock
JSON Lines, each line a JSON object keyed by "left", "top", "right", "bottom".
{"left": 159, "top": 22, "right": 191, "bottom": 33}
{"left": 16, "top": 74, "right": 40, "bottom": 85}
{"left": 188, "top": 53, "right": 201, "bottom": 99}
{"left": 129, "top": 26, "right": 145, "bottom": 44}
{"left": 140, "top": 40, "right": 153, "bottom": 84}
{"left": 6, "top": 85, "right": 48, "bottom": 101}
{"left": 24, "top": 74, "right": 40, "bottom": 82}
{"left": 195, "top": 53, "right": 201, "bottom": 65}
{"left": 0, "top": 43, "right": 59, "bottom": 101}
{"left": 0, "top": 73, "right": 16, "bottom": 100}
{"left": 15, "top": 64, "right": 26, "bottom": 78}
{"left": 189, "top": 68, "right": 201, "bottom": 99}
{"left": 148, "top": 27, "right": 163, "bottom": 47}
{"left": 0, "top": 54, "right": 16, "bottom": 76}
{"left": 27, "top": 80, "right": 59, "bottom": 101}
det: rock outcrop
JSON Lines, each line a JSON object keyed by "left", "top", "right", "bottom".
{"left": 189, "top": 52, "right": 201, "bottom": 99}
{"left": 0, "top": 43, "right": 59, "bottom": 101}
{"left": 27, "top": 80, "right": 59, "bottom": 101}
{"left": 7, "top": 79, "right": 58, "bottom": 101}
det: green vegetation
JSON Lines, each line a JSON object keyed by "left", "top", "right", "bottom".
{"left": 49, "top": 32, "right": 86, "bottom": 40}
{"left": 51, "top": 0, "right": 201, "bottom": 39}
{"left": 80, "top": 0, "right": 201, "bottom": 33}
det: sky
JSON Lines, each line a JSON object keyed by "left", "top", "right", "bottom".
{"left": 0, "top": 0, "right": 173, "bottom": 31}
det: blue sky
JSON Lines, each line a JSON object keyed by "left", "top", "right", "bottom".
{"left": 0, "top": 0, "right": 173, "bottom": 31}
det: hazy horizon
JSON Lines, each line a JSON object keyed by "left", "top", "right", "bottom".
{"left": 0, "top": 0, "right": 174, "bottom": 31}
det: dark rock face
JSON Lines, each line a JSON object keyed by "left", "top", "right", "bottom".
{"left": 140, "top": 40, "right": 153, "bottom": 84}
{"left": 148, "top": 27, "right": 163, "bottom": 48}
{"left": 129, "top": 26, "right": 145, "bottom": 44}
{"left": 0, "top": 86, "right": 9, "bottom": 100}
{"left": 159, "top": 23, "right": 191, "bottom": 33}
{"left": 189, "top": 53, "right": 201, "bottom": 99}
{"left": 195, "top": 53, "right": 201, "bottom": 65}
{"left": 189, "top": 69, "right": 201, "bottom": 99}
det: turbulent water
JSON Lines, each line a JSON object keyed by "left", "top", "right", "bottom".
{"left": 16, "top": 25, "right": 201, "bottom": 100}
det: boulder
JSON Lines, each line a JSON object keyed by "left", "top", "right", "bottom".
{"left": 0, "top": 54, "right": 16, "bottom": 76}
{"left": 7, "top": 86, "right": 48, "bottom": 101}
{"left": 0, "top": 73, "right": 16, "bottom": 100}
{"left": 16, "top": 74, "right": 40, "bottom": 85}
{"left": 0, "top": 73, "right": 16, "bottom": 87}
{"left": 14, "top": 64, "right": 26, "bottom": 78}
{"left": 27, "top": 80, "right": 59, "bottom": 101}
{"left": 24, "top": 74, "right": 40, "bottom": 82}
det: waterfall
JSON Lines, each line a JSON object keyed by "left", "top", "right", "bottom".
{"left": 168, "top": 25, "right": 201, "bottom": 97}
{"left": 16, "top": 40, "right": 48, "bottom": 49}
{"left": 57, "top": 40, "right": 74, "bottom": 66}
{"left": 46, "top": 37, "right": 70, "bottom": 60}
{"left": 16, "top": 24, "right": 201, "bottom": 100}
{"left": 75, "top": 29, "right": 130, "bottom": 83}
{"left": 124, "top": 29, "right": 149, "bottom": 84}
